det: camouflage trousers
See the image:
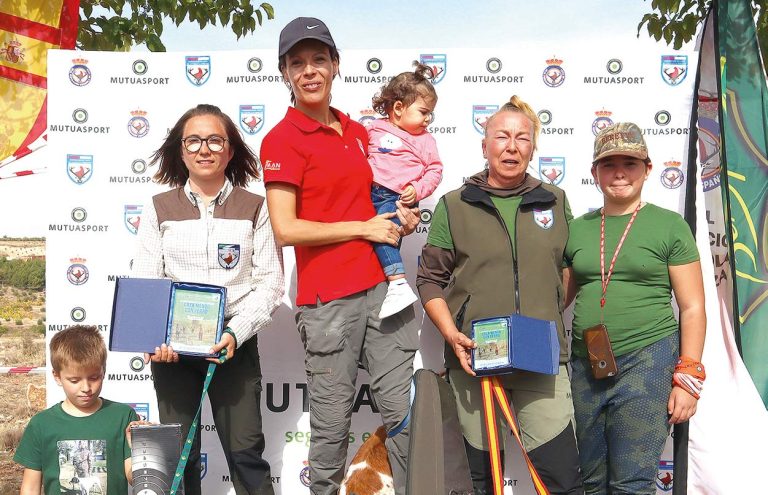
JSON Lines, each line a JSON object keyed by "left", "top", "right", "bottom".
{"left": 571, "top": 332, "right": 678, "bottom": 495}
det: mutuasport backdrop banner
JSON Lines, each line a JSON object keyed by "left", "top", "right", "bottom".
{"left": 44, "top": 41, "right": 698, "bottom": 494}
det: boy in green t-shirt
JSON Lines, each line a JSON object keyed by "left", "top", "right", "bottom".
{"left": 14, "top": 325, "right": 143, "bottom": 494}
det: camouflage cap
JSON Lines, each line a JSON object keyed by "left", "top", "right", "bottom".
{"left": 592, "top": 122, "right": 648, "bottom": 164}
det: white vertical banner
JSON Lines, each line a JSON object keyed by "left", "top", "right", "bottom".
{"left": 45, "top": 41, "right": 696, "bottom": 494}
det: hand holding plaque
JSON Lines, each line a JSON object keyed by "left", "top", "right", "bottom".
{"left": 470, "top": 314, "right": 559, "bottom": 376}
{"left": 167, "top": 285, "right": 225, "bottom": 355}
{"left": 110, "top": 278, "right": 227, "bottom": 358}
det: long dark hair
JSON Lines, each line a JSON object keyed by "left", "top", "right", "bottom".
{"left": 150, "top": 104, "right": 260, "bottom": 187}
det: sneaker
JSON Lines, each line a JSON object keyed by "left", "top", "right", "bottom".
{"left": 379, "top": 280, "right": 418, "bottom": 319}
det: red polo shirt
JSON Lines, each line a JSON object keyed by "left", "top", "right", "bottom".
{"left": 261, "top": 107, "right": 385, "bottom": 305}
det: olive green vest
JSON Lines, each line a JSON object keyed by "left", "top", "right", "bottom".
{"left": 442, "top": 183, "right": 570, "bottom": 369}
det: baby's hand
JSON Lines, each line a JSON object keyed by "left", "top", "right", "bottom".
{"left": 400, "top": 185, "right": 417, "bottom": 205}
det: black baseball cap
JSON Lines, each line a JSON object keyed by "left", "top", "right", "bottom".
{"left": 278, "top": 17, "right": 336, "bottom": 57}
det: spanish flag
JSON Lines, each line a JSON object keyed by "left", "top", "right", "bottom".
{"left": 0, "top": 0, "right": 78, "bottom": 165}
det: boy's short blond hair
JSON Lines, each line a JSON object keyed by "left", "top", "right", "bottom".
{"left": 50, "top": 325, "right": 107, "bottom": 373}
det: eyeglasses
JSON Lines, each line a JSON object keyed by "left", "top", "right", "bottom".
{"left": 182, "top": 135, "right": 228, "bottom": 153}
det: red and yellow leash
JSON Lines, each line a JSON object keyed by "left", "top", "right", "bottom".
{"left": 481, "top": 376, "right": 550, "bottom": 495}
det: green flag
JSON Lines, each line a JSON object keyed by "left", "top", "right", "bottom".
{"left": 719, "top": 0, "right": 768, "bottom": 407}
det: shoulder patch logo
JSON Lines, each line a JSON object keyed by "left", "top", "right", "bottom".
{"left": 533, "top": 209, "right": 554, "bottom": 230}
{"left": 218, "top": 244, "right": 240, "bottom": 269}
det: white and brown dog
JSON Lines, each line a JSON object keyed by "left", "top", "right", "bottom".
{"left": 339, "top": 426, "right": 394, "bottom": 495}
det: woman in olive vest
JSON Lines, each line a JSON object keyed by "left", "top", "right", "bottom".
{"left": 417, "top": 96, "right": 583, "bottom": 495}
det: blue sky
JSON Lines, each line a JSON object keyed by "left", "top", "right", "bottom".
{"left": 1, "top": 0, "right": 674, "bottom": 237}
{"left": 154, "top": 0, "right": 657, "bottom": 51}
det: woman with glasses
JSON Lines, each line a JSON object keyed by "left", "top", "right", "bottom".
{"left": 133, "top": 103, "right": 285, "bottom": 494}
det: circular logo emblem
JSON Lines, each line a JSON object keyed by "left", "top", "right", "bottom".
{"left": 71, "top": 207, "right": 87, "bottom": 223}
{"left": 542, "top": 65, "right": 565, "bottom": 87}
{"left": 366, "top": 58, "right": 382, "bottom": 74}
{"left": 67, "top": 264, "right": 89, "bottom": 285}
{"left": 661, "top": 167, "right": 684, "bottom": 189}
{"left": 655, "top": 110, "right": 671, "bottom": 126}
{"left": 132, "top": 59, "right": 148, "bottom": 75}
{"left": 247, "top": 57, "right": 263, "bottom": 73}
{"left": 300, "top": 466, "right": 311, "bottom": 487}
{"left": 358, "top": 115, "right": 376, "bottom": 127}
{"left": 537, "top": 110, "right": 552, "bottom": 126}
{"left": 72, "top": 108, "right": 88, "bottom": 123}
{"left": 128, "top": 116, "right": 150, "bottom": 138}
{"left": 70, "top": 307, "right": 86, "bottom": 322}
{"left": 129, "top": 356, "right": 146, "bottom": 372}
{"left": 420, "top": 209, "right": 433, "bottom": 224}
{"left": 486, "top": 57, "right": 502, "bottom": 74}
{"left": 131, "top": 159, "right": 148, "bottom": 174}
{"left": 592, "top": 117, "right": 614, "bottom": 136}
{"left": 606, "top": 58, "right": 623, "bottom": 75}
{"left": 69, "top": 64, "right": 92, "bottom": 87}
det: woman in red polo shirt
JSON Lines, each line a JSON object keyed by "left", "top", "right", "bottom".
{"left": 260, "top": 17, "right": 419, "bottom": 495}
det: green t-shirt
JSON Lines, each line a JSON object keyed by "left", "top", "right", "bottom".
{"left": 428, "top": 195, "right": 523, "bottom": 251}
{"left": 427, "top": 193, "right": 567, "bottom": 249}
{"left": 564, "top": 203, "right": 699, "bottom": 357}
{"left": 426, "top": 196, "right": 455, "bottom": 249}
{"left": 489, "top": 196, "right": 523, "bottom": 253}
{"left": 14, "top": 398, "right": 138, "bottom": 495}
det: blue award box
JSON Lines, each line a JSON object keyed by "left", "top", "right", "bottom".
{"left": 110, "top": 277, "right": 226, "bottom": 357}
{"left": 470, "top": 314, "right": 559, "bottom": 376}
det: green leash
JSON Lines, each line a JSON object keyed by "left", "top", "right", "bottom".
{"left": 170, "top": 351, "right": 226, "bottom": 494}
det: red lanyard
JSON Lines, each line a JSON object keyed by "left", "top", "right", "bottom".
{"left": 600, "top": 203, "right": 641, "bottom": 316}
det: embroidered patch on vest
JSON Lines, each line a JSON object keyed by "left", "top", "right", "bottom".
{"left": 218, "top": 244, "right": 240, "bottom": 269}
{"left": 533, "top": 209, "right": 554, "bottom": 229}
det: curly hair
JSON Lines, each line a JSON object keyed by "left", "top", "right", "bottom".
{"left": 372, "top": 62, "right": 438, "bottom": 117}
{"left": 150, "top": 104, "right": 260, "bottom": 188}
{"left": 484, "top": 95, "right": 542, "bottom": 151}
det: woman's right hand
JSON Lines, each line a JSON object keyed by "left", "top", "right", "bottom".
{"left": 449, "top": 331, "right": 477, "bottom": 376}
{"left": 362, "top": 212, "right": 400, "bottom": 245}
{"left": 143, "top": 343, "right": 179, "bottom": 364}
